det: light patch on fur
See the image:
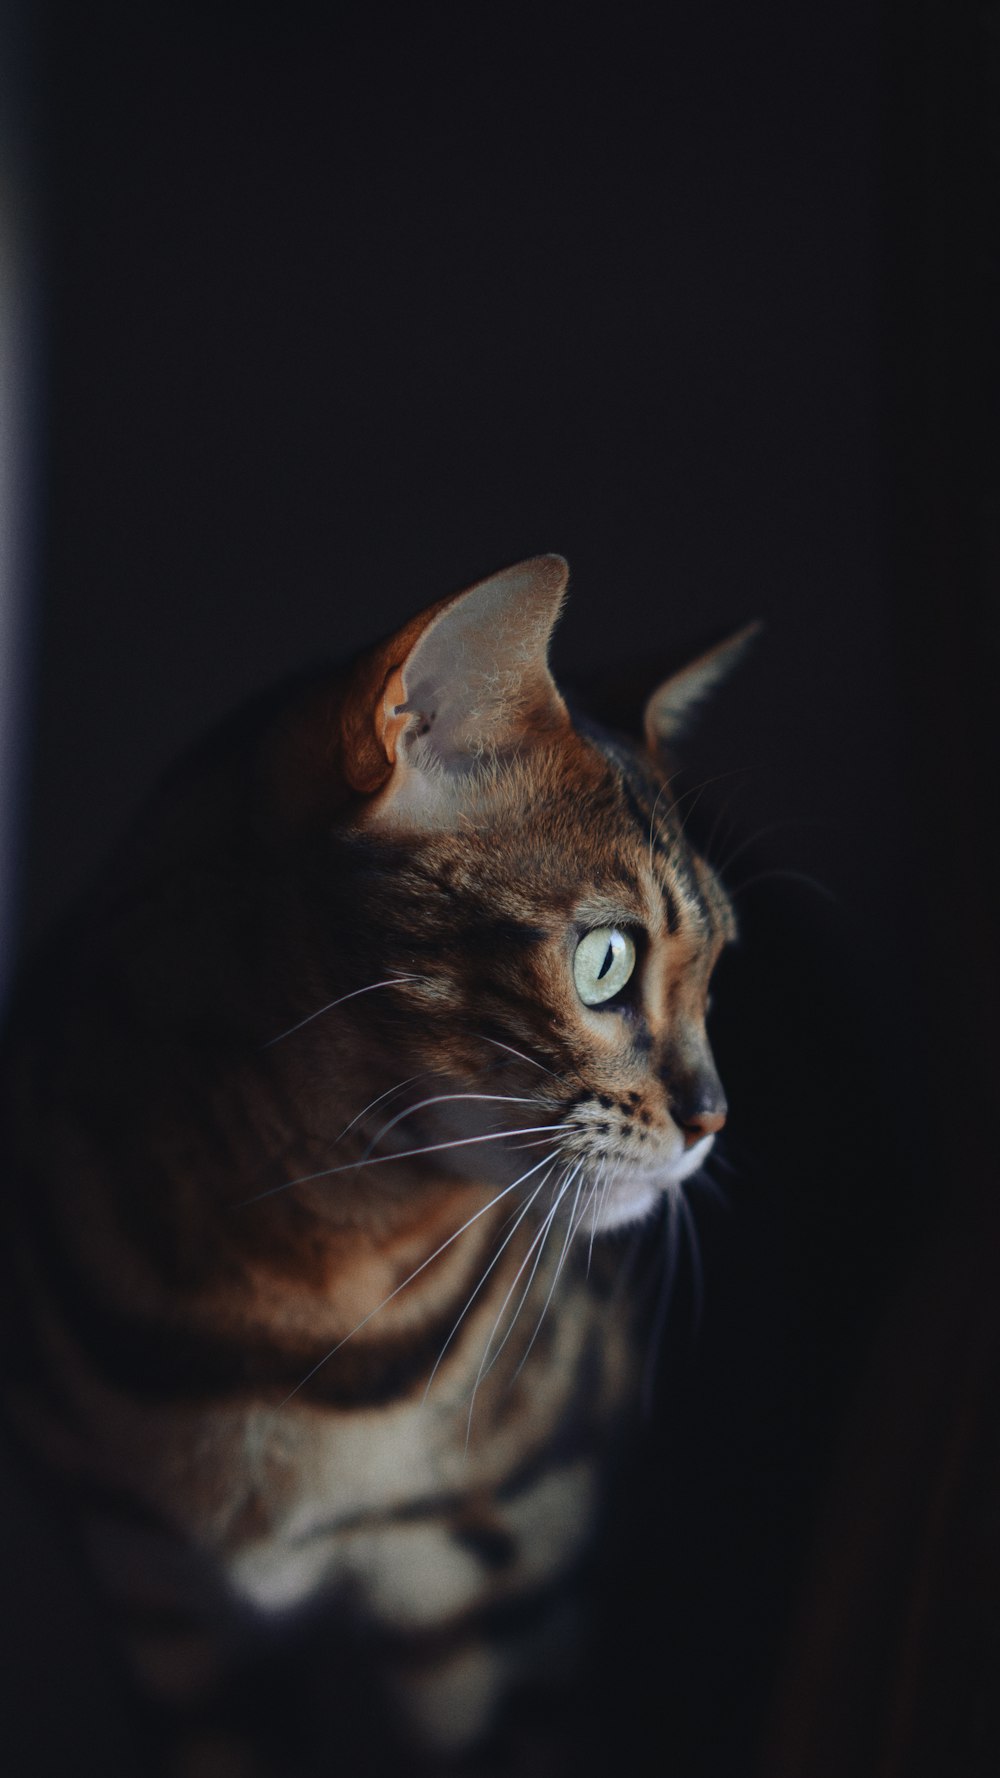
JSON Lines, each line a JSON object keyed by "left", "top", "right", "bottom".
{"left": 497, "top": 1459, "right": 598, "bottom": 1587}
{"left": 338, "top": 1522, "right": 488, "bottom": 1627}
{"left": 585, "top": 1139, "right": 715, "bottom": 1233}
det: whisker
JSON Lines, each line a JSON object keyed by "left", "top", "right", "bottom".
{"left": 609, "top": 1222, "right": 646, "bottom": 1308}
{"left": 703, "top": 785, "right": 750, "bottom": 866}
{"left": 277, "top": 1150, "right": 561, "bottom": 1406}
{"left": 262, "top": 975, "right": 426, "bottom": 1048}
{"left": 512, "top": 1162, "right": 586, "bottom": 1381}
{"left": 547, "top": 1165, "right": 591, "bottom": 1295}
{"left": 706, "top": 1147, "right": 740, "bottom": 1179}
{"left": 462, "top": 1166, "right": 572, "bottom": 1443}
{"left": 597, "top": 1157, "right": 621, "bottom": 1236}
{"left": 469, "top": 1174, "right": 571, "bottom": 1398}
{"left": 641, "top": 1191, "right": 682, "bottom": 1417}
{"left": 587, "top": 1161, "right": 608, "bottom": 1272}
{"left": 729, "top": 867, "right": 837, "bottom": 904}
{"left": 647, "top": 781, "right": 668, "bottom": 877}
{"left": 716, "top": 816, "right": 832, "bottom": 880}
{"left": 693, "top": 1168, "right": 730, "bottom": 1210}
{"left": 336, "top": 1071, "right": 437, "bottom": 1143}
{"left": 668, "top": 763, "right": 758, "bottom": 816}
{"left": 235, "top": 1123, "right": 566, "bottom": 1208}
{"left": 565, "top": 1168, "right": 601, "bottom": 1273}
{"left": 422, "top": 1163, "right": 558, "bottom": 1403}
{"left": 473, "top": 1035, "right": 560, "bottom": 1080}
{"left": 677, "top": 1190, "right": 705, "bottom": 1337}
{"left": 359, "top": 1090, "right": 546, "bottom": 1166}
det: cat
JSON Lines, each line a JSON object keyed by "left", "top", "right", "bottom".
{"left": 0, "top": 554, "right": 747, "bottom": 1776}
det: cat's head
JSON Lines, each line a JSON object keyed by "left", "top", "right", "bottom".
{"left": 260, "top": 556, "right": 751, "bottom": 1237}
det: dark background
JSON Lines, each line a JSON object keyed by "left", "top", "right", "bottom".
{"left": 3, "top": 1, "right": 998, "bottom": 1774}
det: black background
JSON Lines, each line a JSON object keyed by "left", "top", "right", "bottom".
{"left": 4, "top": 1, "right": 998, "bottom": 1774}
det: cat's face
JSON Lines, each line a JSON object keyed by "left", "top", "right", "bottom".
{"left": 293, "top": 554, "right": 744, "bottom": 1236}
{"left": 339, "top": 734, "right": 733, "bottom": 1233}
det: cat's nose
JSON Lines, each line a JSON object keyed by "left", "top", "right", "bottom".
{"left": 670, "top": 1069, "right": 728, "bottom": 1148}
{"left": 679, "top": 1102, "right": 727, "bottom": 1148}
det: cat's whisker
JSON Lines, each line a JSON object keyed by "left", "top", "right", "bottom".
{"left": 729, "top": 866, "right": 837, "bottom": 904}
{"left": 235, "top": 1124, "right": 566, "bottom": 1207}
{"left": 649, "top": 765, "right": 759, "bottom": 861}
{"left": 596, "top": 1157, "right": 621, "bottom": 1236}
{"left": 677, "top": 1189, "right": 705, "bottom": 1337}
{"left": 641, "top": 1191, "right": 683, "bottom": 1417}
{"left": 473, "top": 1180, "right": 569, "bottom": 1386}
{"left": 715, "top": 815, "right": 831, "bottom": 880}
{"left": 674, "top": 780, "right": 712, "bottom": 841}
{"left": 706, "top": 1146, "right": 740, "bottom": 1178}
{"left": 647, "top": 782, "right": 668, "bottom": 877}
{"left": 468, "top": 1176, "right": 571, "bottom": 1399}
{"left": 665, "top": 763, "right": 758, "bottom": 823}
{"left": 609, "top": 1220, "right": 647, "bottom": 1308}
{"left": 586, "top": 1161, "right": 608, "bottom": 1272}
{"left": 359, "top": 1090, "right": 548, "bottom": 1166}
{"left": 336, "top": 1071, "right": 439, "bottom": 1144}
{"left": 261, "top": 975, "right": 428, "bottom": 1048}
{"left": 472, "top": 1035, "right": 561, "bottom": 1081}
{"left": 572, "top": 1168, "right": 601, "bottom": 1265}
{"left": 278, "top": 1150, "right": 561, "bottom": 1406}
{"left": 512, "top": 1162, "right": 586, "bottom": 1382}
{"left": 465, "top": 1172, "right": 572, "bottom": 1444}
{"left": 703, "top": 785, "right": 750, "bottom": 865}
{"left": 422, "top": 1163, "right": 558, "bottom": 1405}
{"left": 566, "top": 1168, "right": 602, "bottom": 1273}
{"left": 544, "top": 1165, "right": 592, "bottom": 1311}
{"left": 693, "top": 1167, "right": 730, "bottom": 1210}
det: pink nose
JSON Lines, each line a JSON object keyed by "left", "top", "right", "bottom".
{"left": 680, "top": 1107, "right": 727, "bottom": 1149}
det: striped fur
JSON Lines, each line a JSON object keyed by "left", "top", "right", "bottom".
{"left": 0, "top": 557, "right": 738, "bottom": 1772}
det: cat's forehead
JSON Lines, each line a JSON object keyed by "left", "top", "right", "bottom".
{"left": 426, "top": 726, "right": 734, "bottom": 948}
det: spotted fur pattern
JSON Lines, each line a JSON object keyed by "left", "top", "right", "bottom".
{"left": 0, "top": 557, "right": 739, "bottom": 1774}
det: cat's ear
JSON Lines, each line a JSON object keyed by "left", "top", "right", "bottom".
{"left": 340, "top": 554, "right": 570, "bottom": 822}
{"left": 643, "top": 621, "right": 760, "bottom": 756}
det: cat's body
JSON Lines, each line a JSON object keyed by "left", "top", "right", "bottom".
{"left": 1, "top": 556, "right": 740, "bottom": 1773}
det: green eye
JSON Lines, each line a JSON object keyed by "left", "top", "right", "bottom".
{"left": 573, "top": 926, "right": 636, "bottom": 1006}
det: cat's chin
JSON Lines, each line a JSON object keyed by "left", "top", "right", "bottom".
{"left": 584, "top": 1137, "right": 715, "bottom": 1234}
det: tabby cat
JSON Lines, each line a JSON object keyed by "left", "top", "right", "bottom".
{"left": 1, "top": 555, "right": 745, "bottom": 1776}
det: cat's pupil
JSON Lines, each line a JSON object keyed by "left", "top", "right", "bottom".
{"left": 597, "top": 945, "right": 614, "bottom": 981}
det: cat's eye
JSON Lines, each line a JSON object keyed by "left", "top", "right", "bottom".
{"left": 573, "top": 926, "right": 636, "bottom": 1006}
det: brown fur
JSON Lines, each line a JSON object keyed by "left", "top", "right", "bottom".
{"left": 1, "top": 556, "right": 738, "bottom": 1772}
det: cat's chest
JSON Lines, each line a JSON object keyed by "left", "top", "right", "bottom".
{"left": 200, "top": 1266, "right": 631, "bottom": 1625}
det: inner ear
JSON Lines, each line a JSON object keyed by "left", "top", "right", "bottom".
{"left": 345, "top": 554, "right": 571, "bottom": 824}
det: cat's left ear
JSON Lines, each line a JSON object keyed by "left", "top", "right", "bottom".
{"left": 643, "top": 621, "right": 760, "bottom": 757}
{"left": 343, "top": 553, "right": 571, "bottom": 825}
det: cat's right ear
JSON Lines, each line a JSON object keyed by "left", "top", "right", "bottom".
{"left": 338, "top": 554, "right": 570, "bottom": 826}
